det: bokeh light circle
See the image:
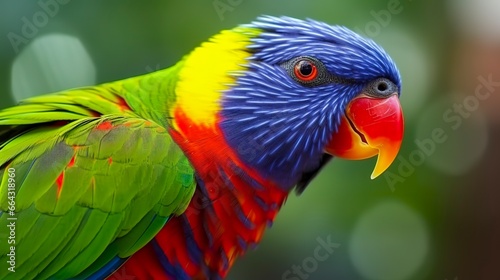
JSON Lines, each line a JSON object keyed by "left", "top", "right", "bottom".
{"left": 11, "top": 33, "right": 96, "bottom": 102}
{"left": 415, "top": 95, "right": 489, "bottom": 176}
{"left": 349, "top": 200, "right": 428, "bottom": 280}
{"left": 448, "top": 0, "right": 500, "bottom": 41}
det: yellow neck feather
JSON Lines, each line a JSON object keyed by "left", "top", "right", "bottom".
{"left": 173, "top": 27, "right": 260, "bottom": 127}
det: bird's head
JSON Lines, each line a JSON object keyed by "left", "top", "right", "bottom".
{"left": 173, "top": 16, "right": 404, "bottom": 189}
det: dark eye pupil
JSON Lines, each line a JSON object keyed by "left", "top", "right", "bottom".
{"left": 299, "top": 61, "right": 313, "bottom": 76}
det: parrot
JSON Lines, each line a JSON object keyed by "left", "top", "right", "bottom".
{"left": 0, "top": 16, "right": 404, "bottom": 280}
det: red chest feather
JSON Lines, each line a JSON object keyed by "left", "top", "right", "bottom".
{"left": 114, "top": 108, "right": 288, "bottom": 279}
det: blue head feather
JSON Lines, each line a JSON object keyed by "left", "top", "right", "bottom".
{"left": 220, "top": 16, "right": 401, "bottom": 189}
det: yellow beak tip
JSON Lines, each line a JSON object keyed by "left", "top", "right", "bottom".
{"left": 370, "top": 172, "right": 380, "bottom": 180}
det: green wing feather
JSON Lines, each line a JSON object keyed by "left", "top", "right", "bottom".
{"left": 0, "top": 67, "right": 195, "bottom": 279}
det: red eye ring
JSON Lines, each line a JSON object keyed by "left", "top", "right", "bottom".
{"left": 294, "top": 59, "right": 318, "bottom": 82}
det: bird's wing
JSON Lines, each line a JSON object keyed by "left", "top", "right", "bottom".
{"left": 0, "top": 90, "right": 196, "bottom": 279}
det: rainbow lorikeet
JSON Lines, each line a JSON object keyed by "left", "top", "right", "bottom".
{"left": 0, "top": 16, "right": 403, "bottom": 279}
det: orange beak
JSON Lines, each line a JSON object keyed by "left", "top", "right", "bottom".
{"left": 324, "top": 94, "right": 404, "bottom": 179}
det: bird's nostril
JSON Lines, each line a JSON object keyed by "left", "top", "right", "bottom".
{"left": 377, "top": 82, "right": 388, "bottom": 92}
{"left": 366, "top": 78, "right": 396, "bottom": 98}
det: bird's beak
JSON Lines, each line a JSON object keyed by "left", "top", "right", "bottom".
{"left": 324, "top": 93, "right": 404, "bottom": 179}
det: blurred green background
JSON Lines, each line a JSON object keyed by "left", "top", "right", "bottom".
{"left": 1, "top": 0, "right": 499, "bottom": 279}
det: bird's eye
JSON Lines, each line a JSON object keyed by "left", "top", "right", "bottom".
{"left": 294, "top": 59, "right": 318, "bottom": 82}
{"left": 282, "top": 56, "right": 332, "bottom": 86}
